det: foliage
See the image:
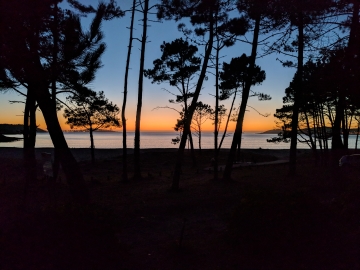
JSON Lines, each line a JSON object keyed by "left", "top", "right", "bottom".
{"left": 64, "top": 90, "right": 120, "bottom": 131}
{"left": 219, "top": 54, "right": 266, "bottom": 99}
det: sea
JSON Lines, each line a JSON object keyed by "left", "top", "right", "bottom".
{"left": 1, "top": 131, "right": 360, "bottom": 149}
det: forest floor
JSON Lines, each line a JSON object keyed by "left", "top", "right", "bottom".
{"left": 0, "top": 148, "right": 359, "bottom": 269}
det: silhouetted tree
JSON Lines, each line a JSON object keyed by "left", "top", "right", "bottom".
{"left": 64, "top": 90, "right": 121, "bottom": 162}
{"left": 0, "top": 0, "right": 123, "bottom": 203}
{"left": 158, "top": 0, "right": 248, "bottom": 190}
{"left": 191, "top": 102, "right": 213, "bottom": 151}
{"left": 122, "top": 0, "right": 137, "bottom": 182}
{"left": 223, "top": 0, "right": 274, "bottom": 180}
{"left": 145, "top": 38, "right": 201, "bottom": 165}
{"left": 134, "top": 0, "right": 150, "bottom": 180}
{"left": 268, "top": 0, "right": 336, "bottom": 174}
{"left": 218, "top": 54, "right": 266, "bottom": 152}
{"left": 207, "top": 5, "right": 248, "bottom": 180}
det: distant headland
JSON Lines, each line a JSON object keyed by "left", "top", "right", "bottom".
{"left": 0, "top": 124, "right": 47, "bottom": 134}
{"left": 259, "top": 129, "right": 282, "bottom": 134}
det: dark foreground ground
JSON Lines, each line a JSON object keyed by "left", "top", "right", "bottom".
{"left": 0, "top": 148, "right": 359, "bottom": 269}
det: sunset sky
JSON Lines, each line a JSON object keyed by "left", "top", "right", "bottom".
{"left": 0, "top": 0, "right": 296, "bottom": 133}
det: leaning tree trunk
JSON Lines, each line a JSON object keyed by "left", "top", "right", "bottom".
{"left": 184, "top": 102, "right": 197, "bottom": 166}
{"left": 122, "top": 0, "right": 136, "bottom": 182}
{"left": 134, "top": 0, "right": 149, "bottom": 180}
{"left": 223, "top": 15, "right": 260, "bottom": 181}
{"left": 218, "top": 88, "right": 237, "bottom": 150}
{"left": 34, "top": 81, "right": 89, "bottom": 203}
{"left": 172, "top": 16, "right": 214, "bottom": 191}
{"left": 289, "top": 13, "right": 304, "bottom": 176}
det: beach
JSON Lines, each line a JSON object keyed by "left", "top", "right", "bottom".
{"left": 0, "top": 147, "right": 297, "bottom": 161}
{"left": 1, "top": 146, "right": 358, "bottom": 269}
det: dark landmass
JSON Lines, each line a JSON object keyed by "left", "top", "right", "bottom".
{"left": 261, "top": 127, "right": 359, "bottom": 135}
{"left": 0, "top": 124, "right": 47, "bottom": 134}
{"left": 63, "top": 129, "right": 118, "bottom": 132}
{"left": 0, "top": 134, "right": 22, "bottom": 142}
{"left": 259, "top": 129, "right": 282, "bottom": 134}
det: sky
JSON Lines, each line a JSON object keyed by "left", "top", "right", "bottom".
{"left": 0, "top": 0, "right": 297, "bottom": 132}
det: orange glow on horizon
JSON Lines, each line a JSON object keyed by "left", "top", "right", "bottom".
{"left": 3, "top": 110, "right": 276, "bottom": 133}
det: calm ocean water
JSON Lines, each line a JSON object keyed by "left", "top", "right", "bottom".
{"left": 1, "top": 131, "right": 359, "bottom": 149}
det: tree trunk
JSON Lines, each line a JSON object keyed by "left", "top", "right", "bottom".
{"left": 184, "top": 101, "right": 196, "bottom": 166}
{"left": 34, "top": 81, "right": 89, "bottom": 203}
{"left": 214, "top": 39, "right": 220, "bottom": 180}
{"left": 198, "top": 127, "right": 202, "bottom": 152}
{"left": 90, "top": 126, "right": 95, "bottom": 163}
{"left": 342, "top": 114, "right": 349, "bottom": 149}
{"left": 122, "top": 0, "right": 136, "bottom": 182}
{"left": 223, "top": 15, "right": 260, "bottom": 181}
{"left": 22, "top": 87, "right": 37, "bottom": 207}
{"left": 332, "top": 94, "right": 345, "bottom": 149}
{"left": 188, "top": 132, "right": 197, "bottom": 166}
{"left": 288, "top": 13, "right": 304, "bottom": 176}
{"left": 356, "top": 123, "right": 359, "bottom": 151}
{"left": 218, "top": 88, "right": 237, "bottom": 150}
{"left": 172, "top": 15, "right": 214, "bottom": 191}
{"left": 134, "top": 0, "right": 149, "bottom": 180}
{"left": 304, "top": 111, "right": 315, "bottom": 150}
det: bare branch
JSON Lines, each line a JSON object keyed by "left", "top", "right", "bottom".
{"left": 247, "top": 105, "right": 270, "bottom": 117}
{"left": 152, "top": 106, "right": 181, "bottom": 113}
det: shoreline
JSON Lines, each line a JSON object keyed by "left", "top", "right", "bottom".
{"left": 0, "top": 147, "right": 304, "bottom": 161}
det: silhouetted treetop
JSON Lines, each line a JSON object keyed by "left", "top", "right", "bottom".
{"left": 144, "top": 38, "right": 201, "bottom": 87}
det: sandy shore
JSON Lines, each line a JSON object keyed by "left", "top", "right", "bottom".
{"left": 0, "top": 147, "right": 304, "bottom": 162}
{"left": 0, "top": 148, "right": 125, "bottom": 161}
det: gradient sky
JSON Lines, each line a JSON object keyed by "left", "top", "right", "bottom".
{"left": 0, "top": 0, "right": 297, "bottom": 132}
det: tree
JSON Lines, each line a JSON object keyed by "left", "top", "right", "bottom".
{"left": 268, "top": 0, "right": 336, "bottom": 174}
{"left": 134, "top": 0, "right": 150, "bottom": 180}
{"left": 64, "top": 90, "right": 121, "bottom": 162}
{"left": 0, "top": 0, "right": 123, "bottom": 203}
{"left": 122, "top": 0, "right": 137, "bottom": 182}
{"left": 191, "top": 102, "right": 213, "bottom": 151}
{"left": 144, "top": 38, "right": 201, "bottom": 165}
{"left": 218, "top": 54, "right": 266, "bottom": 152}
{"left": 270, "top": 51, "right": 360, "bottom": 153}
{"left": 158, "top": 0, "right": 248, "bottom": 190}
{"left": 209, "top": 3, "right": 248, "bottom": 180}
{"left": 222, "top": 0, "right": 273, "bottom": 180}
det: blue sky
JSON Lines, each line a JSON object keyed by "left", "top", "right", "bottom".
{"left": 0, "top": 0, "right": 297, "bottom": 132}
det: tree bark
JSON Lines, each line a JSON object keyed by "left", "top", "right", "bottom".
{"left": 172, "top": 15, "right": 214, "bottom": 191}
{"left": 134, "top": 0, "right": 149, "bottom": 180}
{"left": 122, "top": 0, "right": 136, "bottom": 182}
{"left": 223, "top": 15, "right": 260, "bottom": 181}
